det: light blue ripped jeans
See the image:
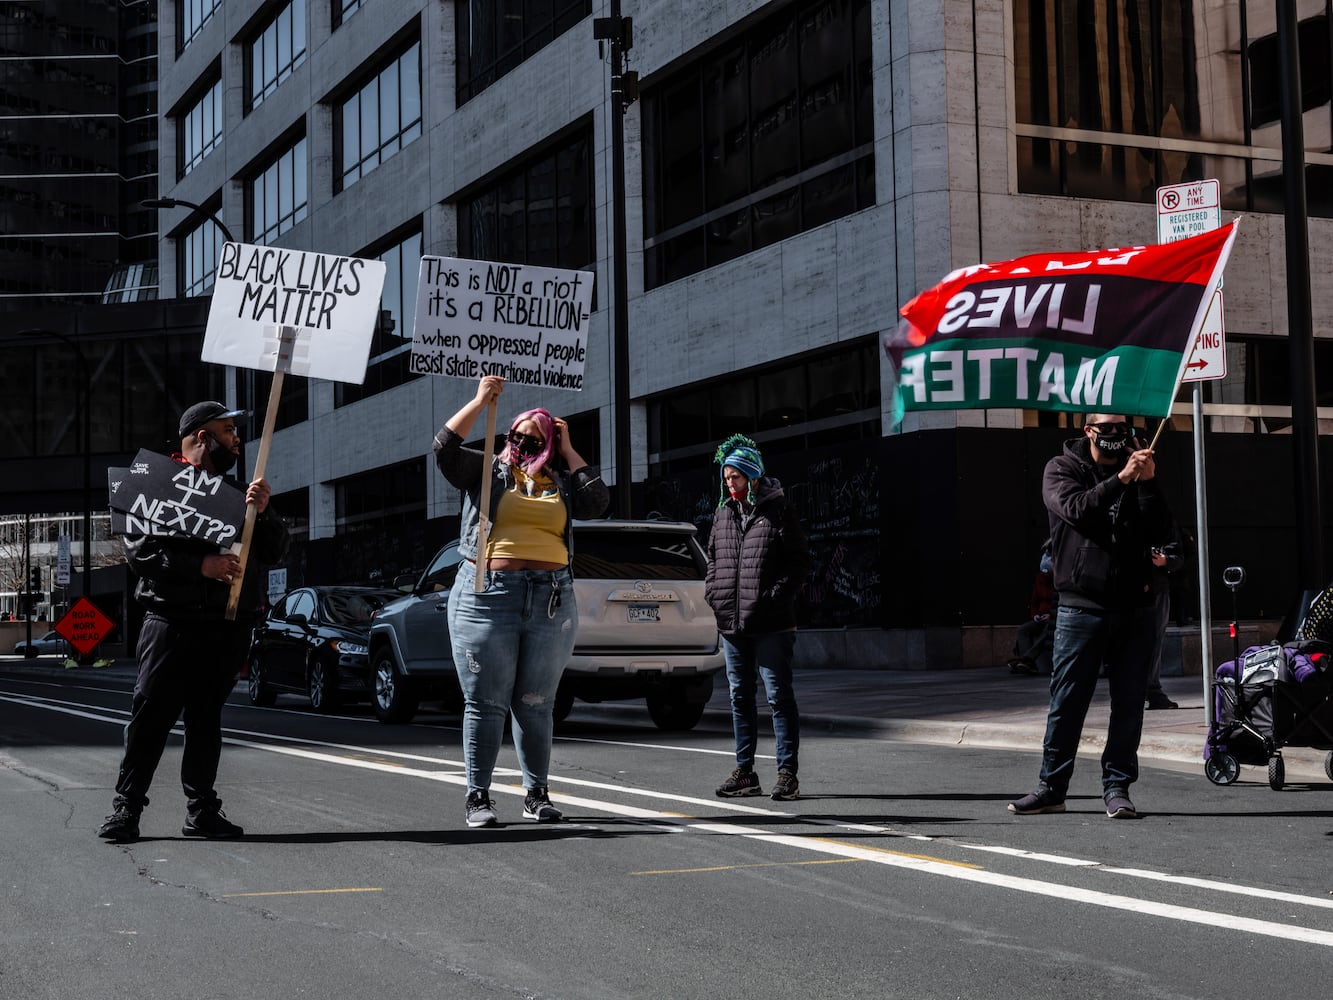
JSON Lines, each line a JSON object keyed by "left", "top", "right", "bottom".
{"left": 447, "top": 563, "right": 577, "bottom": 793}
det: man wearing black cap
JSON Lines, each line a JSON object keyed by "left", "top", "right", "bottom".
{"left": 97, "top": 401, "right": 289, "bottom": 843}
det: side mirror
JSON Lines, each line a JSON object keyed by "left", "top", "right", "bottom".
{"left": 1222, "top": 566, "right": 1246, "bottom": 591}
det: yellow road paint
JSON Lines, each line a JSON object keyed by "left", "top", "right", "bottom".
{"left": 807, "top": 836, "right": 984, "bottom": 870}
{"left": 634, "top": 858, "right": 862, "bottom": 876}
{"left": 221, "top": 888, "right": 385, "bottom": 898}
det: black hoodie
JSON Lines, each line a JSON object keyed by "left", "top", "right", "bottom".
{"left": 1041, "top": 436, "right": 1171, "bottom": 611}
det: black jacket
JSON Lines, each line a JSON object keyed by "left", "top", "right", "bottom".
{"left": 126, "top": 495, "right": 290, "bottom": 624}
{"left": 705, "top": 477, "right": 810, "bottom": 635}
{"left": 1042, "top": 436, "right": 1171, "bottom": 611}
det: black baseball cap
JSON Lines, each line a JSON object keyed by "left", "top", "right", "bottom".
{"left": 179, "top": 400, "right": 247, "bottom": 437}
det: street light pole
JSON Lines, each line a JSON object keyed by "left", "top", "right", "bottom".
{"left": 1276, "top": 1, "right": 1324, "bottom": 616}
{"left": 19, "top": 330, "right": 91, "bottom": 602}
{"left": 594, "top": 5, "right": 638, "bottom": 517}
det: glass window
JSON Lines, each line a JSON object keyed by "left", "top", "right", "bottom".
{"left": 248, "top": 1, "right": 307, "bottom": 110}
{"left": 178, "top": 77, "right": 222, "bottom": 177}
{"left": 1013, "top": 1, "right": 1333, "bottom": 217}
{"left": 642, "top": 0, "right": 874, "bottom": 289}
{"left": 456, "top": 0, "right": 592, "bottom": 105}
{"left": 337, "top": 40, "right": 422, "bottom": 192}
{"left": 332, "top": 0, "right": 367, "bottom": 30}
{"left": 178, "top": 0, "right": 221, "bottom": 51}
{"left": 335, "top": 228, "right": 424, "bottom": 406}
{"left": 179, "top": 216, "right": 223, "bottom": 297}
{"left": 335, "top": 457, "right": 427, "bottom": 532}
{"left": 249, "top": 136, "right": 309, "bottom": 245}
{"left": 457, "top": 123, "right": 596, "bottom": 273}
{"left": 647, "top": 340, "right": 879, "bottom": 466}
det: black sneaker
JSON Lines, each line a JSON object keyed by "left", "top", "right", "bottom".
{"left": 182, "top": 809, "right": 244, "bottom": 839}
{"left": 98, "top": 806, "right": 140, "bottom": 843}
{"left": 715, "top": 767, "right": 762, "bottom": 798}
{"left": 522, "top": 786, "right": 563, "bottom": 822}
{"left": 1105, "top": 792, "right": 1138, "bottom": 819}
{"left": 1007, "top": 786, "right": 1066, "bottom": 815}
{"left": 771, "top": 770, "right": 800, "bottom": 801}
{"left": 465, "top": 789, "right": 498, "bottom": 828}
{"left": 1145, "top": 692, "right": 1178, "bottom": 710}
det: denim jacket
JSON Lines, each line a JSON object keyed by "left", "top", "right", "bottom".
{"left": 432, "top": 425, "right": 610, "bottom": 562}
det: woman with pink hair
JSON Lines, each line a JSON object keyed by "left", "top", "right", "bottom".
{"left": 433, "top": 375, "right": 609, "bottom": 828}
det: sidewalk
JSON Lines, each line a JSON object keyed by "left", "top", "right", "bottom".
{"left": 778, "top": 665, "right": 1333, "bottom": 784}
{"left": 6, "top": 655, "right": 1329, "bottom": 784}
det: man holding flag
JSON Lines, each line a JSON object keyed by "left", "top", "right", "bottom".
{"left": 883, "top": 221, "right": 1240, "bottom": 818}
{"left": 1008, "top": 414, "right": 1172, "bottom": 819}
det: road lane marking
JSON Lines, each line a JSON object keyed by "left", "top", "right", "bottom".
{"left": 8, "top": 689, "right": 1333, "bottom": 945}
{"left": 1102, "top": 867, "right": 1333, "bottom": 911}
{"left": 633, "top": 859, "right": 861, "bottom": 875}
{"left": 221, "top": 888, "right": 384, "bottom": 898}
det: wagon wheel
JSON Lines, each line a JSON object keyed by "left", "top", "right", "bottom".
{"left": 1267, "top": 755, "right": 1285, "bottom": 791}
{"left": 1204, "top": 752, "right": 1240, "bottom": 786}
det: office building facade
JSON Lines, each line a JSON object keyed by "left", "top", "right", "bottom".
{"left": 0, "top": 0, "right": 159, "bottom": 309}
{"left": 152, "top": 0, "right": 1333, "bottom": 665}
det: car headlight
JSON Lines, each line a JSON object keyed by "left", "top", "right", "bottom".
{"left": 332, "top": 640, "right": 369, "bottom": 657}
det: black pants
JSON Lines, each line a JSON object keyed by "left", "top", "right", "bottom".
{"left": 112, "top": 614, "right": 250, "bottom": 816}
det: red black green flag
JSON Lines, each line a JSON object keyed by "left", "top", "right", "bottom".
{"left": 884, "top": 220, "right": 1239, "bottom": 424}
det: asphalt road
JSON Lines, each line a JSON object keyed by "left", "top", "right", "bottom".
{"left": 2, "top": 664, "right": 1332, "bottom": 1000}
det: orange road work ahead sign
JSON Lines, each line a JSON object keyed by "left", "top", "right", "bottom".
{"left": 55, "top": 597, "right": 115, "bottom": 656}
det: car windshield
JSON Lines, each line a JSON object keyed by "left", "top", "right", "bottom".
{"left": 572, "top": 529, "right": 705, "bottom": 580}
{"left": 320, "top": 591, "right": 394, "bottom": 626}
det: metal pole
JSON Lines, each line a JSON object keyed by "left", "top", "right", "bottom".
{"left": 80, "top": 348, "right": 91, "bottom": 600}
{"left": 23, "top": 513, "right": 34, "bottom": 657}
{"left": 598, "top": 2, "right": 633, "bottom": 517}
{"left": 1193, "top": 385, "right": 1215, "bottom": 727}
{"left": 1277, "top": 0, "right": 1324, "bottom": 607}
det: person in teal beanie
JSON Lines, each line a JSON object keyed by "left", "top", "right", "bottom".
{"left": 705, "top": 434, "right": 810, "bottom": 801}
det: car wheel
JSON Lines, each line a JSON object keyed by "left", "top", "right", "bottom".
{"left": 308, "top": 657, "right": 340, "bottom": 713}
{"left": 371, "top": 648, "right": 419, "bottom": 724}
{"left": 645, "top": 690, "right": 708, "bottom": 731}
{"left": 553, "top": 684, "right": 575, "bottom": 724}
{"left": 247, "top": 652, "right": 277, "bottom": 707}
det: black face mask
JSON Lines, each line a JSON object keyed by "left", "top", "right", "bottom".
{"left": 204, "top": 432, "right": 238, "bottom": 474}
{"left": 508, "top": 430, "right": 545, "bottom": 463}
{"left": 1092, "top": 428, "right": 1132, "bottom": 457}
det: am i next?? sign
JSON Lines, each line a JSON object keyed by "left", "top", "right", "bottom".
{"left": 55, "top": 596, "right": 115, "bottom": 657}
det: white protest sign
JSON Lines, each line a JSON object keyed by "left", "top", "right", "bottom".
{"left": 202, "top": 243, "right": 387, "bottom": 384}
{"left": 409, "top": 257, "right": 594, "bottom": 391}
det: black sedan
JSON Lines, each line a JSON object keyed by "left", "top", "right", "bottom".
{"left": 247, "top": 586, "right": 400, "bottom": 712}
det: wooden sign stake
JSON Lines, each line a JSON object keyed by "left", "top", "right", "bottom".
{"left": 225, "top": 326, "right": 295, "bottom": 620}
{"left": 474, "top": 400, "right": 498, "bottom": 592}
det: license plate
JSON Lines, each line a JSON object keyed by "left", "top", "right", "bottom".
{"left": 627, "top": 605, "right": 660, "bottom": 623}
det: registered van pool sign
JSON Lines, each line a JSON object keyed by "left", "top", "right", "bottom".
{"left": 1157, "top": 180, "right": 1220, "bottom": 244}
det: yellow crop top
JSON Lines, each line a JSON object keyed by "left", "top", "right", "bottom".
{"left": 486, "top": 474, "right": 569, "bottom": 563}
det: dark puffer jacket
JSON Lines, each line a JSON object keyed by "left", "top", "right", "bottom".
{"left": 1042, "top": 436, "right": 1171, "bottom": 612}
{"left": 705, "top": 477, "right": 810, "bottom": 636}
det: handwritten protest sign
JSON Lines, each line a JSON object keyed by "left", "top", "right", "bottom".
{"left": 107, "top": 451, "right": 246, "bottom": 546}
{"left": 201, "top": 242, "right": 387, "bottom": 384}
{"left": 409, "top": 257, "right": 594, "bottom": 390}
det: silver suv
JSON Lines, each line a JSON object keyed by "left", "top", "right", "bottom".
{"left": 367, "top": 519, "right": 724, "bottom": 729}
